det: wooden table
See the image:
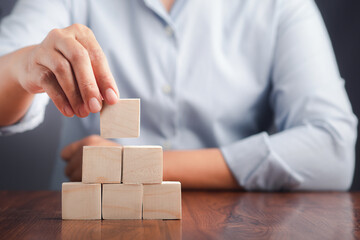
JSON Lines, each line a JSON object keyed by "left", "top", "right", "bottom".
{"left": 0, "top": 191, "right": 359, "bottom": 239}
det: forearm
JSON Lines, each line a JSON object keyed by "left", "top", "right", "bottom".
{"left": 163, "top": 148, "right": 241, "bottom": 190}
{"left": 0, "top": 46, "right": 35, "bottom": 126}
{"left": 270, "top": 123, "right": 356, "bottom": 190}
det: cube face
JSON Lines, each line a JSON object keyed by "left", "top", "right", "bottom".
{"left": 82, "top": 146, "right": 122, "bottom": 183}
{"left": 100, "top": 99, "right": 140, "bottom": 138}
{"left": 143, "top": 181, "right": 182, "bottom": 219}
{"left": 122, "top": 146, "right": 163, "bottom": 184}
{"left": 62, "top": 182, "right": 101, "bottom": 220}
{"left": 102, "top": 184, "right": 143, "bottom": 219}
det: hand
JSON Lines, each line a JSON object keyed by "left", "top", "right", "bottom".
{"left": 61, "top": 135, "right": 120, "bottom": 181}
{"left": 17, "top": 24, "right": 119, "bottom": 118}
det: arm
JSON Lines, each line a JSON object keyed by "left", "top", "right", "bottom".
{"left": 268, "top": 0, "right": 357, "bottom": 190}
{"left": 163, "top": 149, "right": 240, "bottom": 190}
{"left": 0, "top": 46, "right": 35, "bottom": 126}
{"left": 222, "top": 0, "right": 357, "bottom": 191}
{"left": 0, "top": 0, "right": 70, "bottom": 128}
{"left": 161, "top": 0, "right": 356, "bottom": 191}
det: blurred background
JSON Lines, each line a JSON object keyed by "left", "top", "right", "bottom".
{"left": 0, "top": 0, "right": 359, "bottom": 190}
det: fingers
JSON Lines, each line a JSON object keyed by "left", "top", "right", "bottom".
{"left": 38, "top": 25, "right": 118, "bottom": 119}
{"left": 36, "top": 66, "right": 74, "bottom": 117}
{"left": 54, "top": 36, "right": 103, "bottom": 114}
{"left": 61, "top": 135, "right": 102, "bottom": 160}
{"left": 71, "top": 25, "right": 119, "bottom": 104}
{"left": 61, "top": 138, "right": 85, "bottom": 160}
{"left": 65, "top": 149, "right": 82, "bottom": 178}
{"left": 63, "top": 140, "right": 83, "bottom": 181}
{"left": 69, "top": 168, "right": 82, "bottom": 182}
{"left": 36, "top": 48, "right": 86, "bottom": 117}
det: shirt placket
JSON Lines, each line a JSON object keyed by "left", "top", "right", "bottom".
{"left": 143, "top": 0, "right": 179, "bottom": 150}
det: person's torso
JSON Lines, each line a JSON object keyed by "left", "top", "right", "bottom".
{"left": 61, "top": 0, "right": 278, "bottom": 150}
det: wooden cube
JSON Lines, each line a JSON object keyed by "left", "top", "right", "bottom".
{"left": 62, "top": 182, "right": 101, "bottom": 220}
{"left": 82, "top": 146, "right": 122, "bottom": 183}
{"left": 100, "top": 99, "right": 140, "bottom": 138}
{"left": 143, "top": 181, "right": 182, "bottom": 219}
{"left": 122, "top": 146, "right": 163, "bottom": 184}
{"left": 102, "top": 184, "right": 143, "bottom": 219}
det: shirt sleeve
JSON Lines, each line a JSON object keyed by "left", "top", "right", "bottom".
{"left": 0, "top": 0, "right": 72, "bottom": 135}
{"left": 221, "top": 0, "right": 358, "bottom": 191}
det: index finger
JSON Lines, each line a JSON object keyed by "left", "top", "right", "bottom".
{"left": 74, "top": 27, "right": 119, "bottom": 105}
{"left": 61, "top": 139, "right": 85, "bottom": 161}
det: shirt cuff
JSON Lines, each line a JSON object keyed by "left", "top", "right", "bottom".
{"left": 0, "top": 93, "right": 49, "bottom": 136}
{"left": 220, "top": 132, "right": 303, "bottom": 191}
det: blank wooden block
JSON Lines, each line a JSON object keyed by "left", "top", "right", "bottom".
{"left": 143, "top": 181, "right": 182, "bottom": 219}
{"left": 122, "top": 146, "right": 163, "bottom": 184}
{"left": 100, "top": 99, "right": 140, "bottom": 138}
{"left": 82, "top": 146, "right": 122, "bottom": 183}
{"left": 62, "top": 182, "right": 101, "bottom": 220}
{"left": 102, "top": 184, "right": 143, "bottom": 219}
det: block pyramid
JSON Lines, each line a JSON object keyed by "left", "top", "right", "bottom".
{"left": 62, "top": 98, "right": 182, "bottom": 220}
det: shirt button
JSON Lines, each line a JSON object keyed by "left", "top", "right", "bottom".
{"left": 163, "top": 141, "right": 172, "bottom": 150}
{"left": 165, "top": 25, "right": 174, "bottom": 37}
{"left": 162, "top": 84, "right": 172, "bottom": 94}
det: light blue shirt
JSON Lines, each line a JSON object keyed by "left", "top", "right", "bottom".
{"left": 0, "top": 0, "right": 357, "bottom": 191}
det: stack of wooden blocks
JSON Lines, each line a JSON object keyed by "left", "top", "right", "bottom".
{"left": 62, "top": 99, "right": 182, "bottom": 220}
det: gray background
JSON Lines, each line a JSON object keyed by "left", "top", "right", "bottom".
{"left": 1, "top": 0, "right": 359, "bottom": 190}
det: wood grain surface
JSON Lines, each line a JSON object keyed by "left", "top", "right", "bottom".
{"left": 100, "top": 99, "right": 140, "bottom": 138}
{"left": 82, "top": 146, "right": 122, "bottom": 184}
{"left": 0, "top": 191, "right": 358, "bottom": 239}
{"left": 122, "top": 146, "right": 163, "bottom": 184}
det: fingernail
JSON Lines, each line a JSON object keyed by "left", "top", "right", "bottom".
{"left": 89, "top": 97, "right": 102, "bottom": 113}
{"left": 105, "top": 88, "right": 118, "bottom": 104}
{"left": 64, "top": 105, "right": 74, "bottom": 117}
